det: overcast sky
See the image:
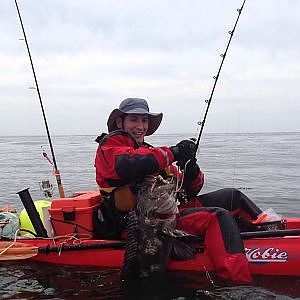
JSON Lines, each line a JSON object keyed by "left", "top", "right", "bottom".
{"left": 1, "top": 0, "right": 299, "bottom": 136}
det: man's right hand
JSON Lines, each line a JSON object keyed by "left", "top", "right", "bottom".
{"left": 170, "top": 139, "right": 196, "bottom": 164}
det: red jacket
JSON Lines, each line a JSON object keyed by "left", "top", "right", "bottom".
{"left": 95, "top": 130, "right": 204, "bottom": 195}
{"left": 95, "top": 131, "right": 252, "bottom": 284}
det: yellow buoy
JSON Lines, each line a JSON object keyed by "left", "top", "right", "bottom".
{"left": 19, "top": 200, "right": 51, "bottom": 236}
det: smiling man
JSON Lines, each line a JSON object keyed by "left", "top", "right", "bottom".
{"left": 94, "top": 97, "right": 254, "bottom": 284}
{"left": 109, "top": 98, "right": 158, "bottom": 145}
{"left": 116, "top": 113, "right": 149, "bottom": 145}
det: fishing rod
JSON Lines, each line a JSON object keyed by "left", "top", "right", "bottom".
{"left": 194, "top": 0, "right": 246, "bottom": 154}
{"left": 14, "top": 0, "right": 65, "bottom": 198}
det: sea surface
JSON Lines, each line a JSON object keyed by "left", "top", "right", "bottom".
{"left": 0, "top": 132, "right": 300, "bottom": 299}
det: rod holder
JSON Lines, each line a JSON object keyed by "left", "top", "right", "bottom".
{"left": 17, "top": 188, "right": 48, "bottom": 238}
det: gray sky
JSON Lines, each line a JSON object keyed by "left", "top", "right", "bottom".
{"left": 1, "top": 0, "right": 299, "bottom": 136}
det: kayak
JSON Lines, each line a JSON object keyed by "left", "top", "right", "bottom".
{"left": 1, "top": 191, "right": 300, "bottom": 277}
{"left": 2, "top": 222, "right": 300, "bottom": 277}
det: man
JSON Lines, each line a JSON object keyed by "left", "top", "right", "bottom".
{"left": 95, "top": 97, "right": 256, "bottom": 284}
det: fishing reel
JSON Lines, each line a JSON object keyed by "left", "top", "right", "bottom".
{"left": 39, "top": 179, "right": 54, "bottom": 198}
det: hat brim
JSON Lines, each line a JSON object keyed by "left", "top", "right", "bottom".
{"left": 107, "top": 109, "right": 163, "bottom": 136}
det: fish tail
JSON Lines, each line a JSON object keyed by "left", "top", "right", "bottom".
{"left": 121, "top": 211, "right": 140, "bottom": 280}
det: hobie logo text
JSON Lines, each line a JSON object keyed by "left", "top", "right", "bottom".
{"left": 245, "top": 247, "right": 288, "bottom": 263}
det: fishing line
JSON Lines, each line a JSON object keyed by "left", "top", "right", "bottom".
{"left": 14, "top": 0, "right": 65, "bottom": 197}
{"left": 194, "top": 0, "right": 247, "bottom": 155}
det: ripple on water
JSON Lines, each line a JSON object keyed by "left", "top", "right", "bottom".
{"left": 1, "top": 262, "right": 300, "bottom": 299}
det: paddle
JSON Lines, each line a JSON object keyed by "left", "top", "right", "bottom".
{"left": 0, "top": 242, "right": 39, "bottom": 261}
{"left": 38, "top": 241, "right": 126, "bottom": 254}
{"left": 177, "top": 228, "right": 300, "bottom": 243}
{"left": 1, "top": 228, "right": 300, "bottom": 261}
{"left": 0, "top": 241, "right": 126, "bottom": 261}
{"left": 241, "top": 229, "right": 300, "bottom": 239}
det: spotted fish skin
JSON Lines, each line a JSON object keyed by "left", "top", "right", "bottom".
{"left": 121, "top": 176, "right": 178, "bottom": 279}
{"left": 136, "top": 221, "right": 173, "bottom": 278}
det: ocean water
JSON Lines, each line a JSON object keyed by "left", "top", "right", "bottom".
{"left": 0, "top": 132, "right": 300, "bottom": 299}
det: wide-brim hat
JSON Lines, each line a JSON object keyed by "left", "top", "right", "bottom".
{"left": 107, "top": 98, "right": 163, "bottom": 136}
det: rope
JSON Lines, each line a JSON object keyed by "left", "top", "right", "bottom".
{"left": 0, "top": 229, "right": 20, "bottom": 256}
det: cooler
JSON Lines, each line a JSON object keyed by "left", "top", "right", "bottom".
{"left": 48, "top": 191, "right": 101, "bottom": 237}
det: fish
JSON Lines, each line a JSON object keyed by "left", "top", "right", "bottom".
{"left": 121, "top": 175, "right": 195, "bottom": 280}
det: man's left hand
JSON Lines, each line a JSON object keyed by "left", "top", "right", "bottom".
{"left": 184, "top": 158, "right": 200, "bottom": 181}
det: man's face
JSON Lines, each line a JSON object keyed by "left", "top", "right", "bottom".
{"left": 118, "top": 114, "right": 149, "bottom": 144}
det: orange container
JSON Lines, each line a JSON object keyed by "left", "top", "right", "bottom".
{"left": 49, "top": 191, "right": 101, "bottom": 237}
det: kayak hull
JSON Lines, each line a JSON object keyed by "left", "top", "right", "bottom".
{"left": 2, "top": 218, "right": 300, "bottom": 276}
{"left": 10, "top": 237, "right": 300, "bottom": 276}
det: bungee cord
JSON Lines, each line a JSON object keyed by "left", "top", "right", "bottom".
{"left": 194, "top": 0, "right": 247, "bottom": 155}
{"left": 14, "top": 0, "right": 65, "bottom": 198}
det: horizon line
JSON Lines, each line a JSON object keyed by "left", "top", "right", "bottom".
{"left": 1, "top": 131, "right": 300, "bottom": 137}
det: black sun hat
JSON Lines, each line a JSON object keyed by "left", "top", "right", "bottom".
{"left": 107, "top": 98, "right": 163, "bottom": 136}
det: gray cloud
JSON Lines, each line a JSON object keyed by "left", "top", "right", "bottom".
{"left": 1, "top": 0, "right": 299, "bottom": 136}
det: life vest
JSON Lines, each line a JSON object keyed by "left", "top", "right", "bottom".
{"left": 98, "top": 184, "right": 136, "bottom": 213}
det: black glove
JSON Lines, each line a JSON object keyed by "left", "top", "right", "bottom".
{"left": 184, "top": 158, "right": 200, "bottom": 181}
{"left": 170, "top": 139, "right": 196, "bottom": 164}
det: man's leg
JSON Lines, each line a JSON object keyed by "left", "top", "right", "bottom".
{"left": 177, "top": 206, "right": 252, "bottom": 284}
{"left": 198, "top": 188, "right": 262, "bottom": 219}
